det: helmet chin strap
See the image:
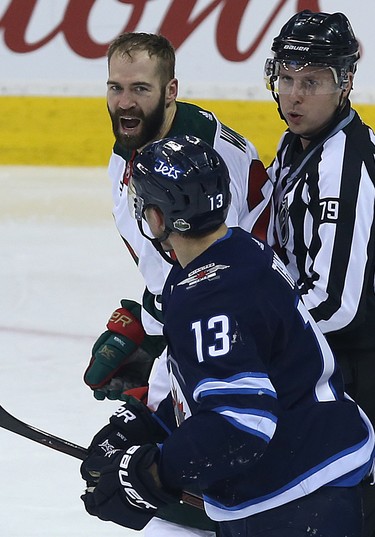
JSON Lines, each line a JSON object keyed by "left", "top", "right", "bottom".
{"left": 137, "top": 220, "right": 176, "bottom": 265}
{"left": 271, "top": 89, "right": 285, "bottom": 123}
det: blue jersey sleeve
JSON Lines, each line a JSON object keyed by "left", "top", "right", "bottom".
{"left": 158, "top": 407, "right": 269, "bottom": 491}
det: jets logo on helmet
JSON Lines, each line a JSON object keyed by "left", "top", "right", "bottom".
{"left": 154, "top": 158, "right": 183, "bottom": 180}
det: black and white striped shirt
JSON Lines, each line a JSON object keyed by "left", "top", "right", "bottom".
{"left": 268, "top": 103, "right": 375, "bottom": 354}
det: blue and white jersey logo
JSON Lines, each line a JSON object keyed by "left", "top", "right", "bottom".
{"left": 154, "top": 158, "right": 183, "bottom": 180}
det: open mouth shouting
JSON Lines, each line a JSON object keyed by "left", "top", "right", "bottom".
{"left": 119, "top": 115, "right": 142, "bottom": 134}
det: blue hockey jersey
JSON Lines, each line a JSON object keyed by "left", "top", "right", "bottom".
{"left": 156, "top": 227, "right": 374, "bottom": 521}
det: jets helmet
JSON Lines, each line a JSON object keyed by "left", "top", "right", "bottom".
{"left": 132, "top": 135, "right": 231, "bottom": 236}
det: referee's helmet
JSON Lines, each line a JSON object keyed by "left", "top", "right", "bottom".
{"left": 265, "top": 11, "right": 360, "bottom": 92}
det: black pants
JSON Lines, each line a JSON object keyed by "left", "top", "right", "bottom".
{"left": 338, "top": 350, "right": 375, "bottom": 537}
{"left": 361, "top": 480, "right": 375, "bottom": 537}
{"left": 218, "top": 486, "right": 363, "bottom": 537}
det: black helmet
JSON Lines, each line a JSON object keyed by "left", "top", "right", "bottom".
{"left": 132, "top": 135, "right": 231, "bottom": 235}
{"left": 271, "top": 10, "right": 359, "bottom": 70}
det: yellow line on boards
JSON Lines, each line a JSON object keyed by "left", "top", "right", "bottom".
{"left": 0, "top": 96, "right": 374, "bottom": 167}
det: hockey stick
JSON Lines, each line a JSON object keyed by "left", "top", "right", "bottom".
{"left": 0, "top": 404, "right": 204, "bottom": 510}
{"left": 0, "top": 404, "right": 88, "bottom": 459}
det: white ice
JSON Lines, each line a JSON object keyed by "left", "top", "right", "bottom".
{"left": 0, "top": 166, "right": 145, "bottom": 536}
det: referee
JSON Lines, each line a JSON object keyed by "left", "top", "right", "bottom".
{"left": 265, "top": 10, "right": 375, "bottom": 537}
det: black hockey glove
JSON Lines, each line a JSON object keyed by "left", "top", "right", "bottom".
{"left": 83, "top": 299, "right": 166, "bottom": 401}
{"left": 81, "top": 444, "right": 179, "bottom": 530}
{"left": 81, "top": 396, "right": 168, "bottom": 483}
{"left": 81, "top": 395, "right": 168, "bottom": 484}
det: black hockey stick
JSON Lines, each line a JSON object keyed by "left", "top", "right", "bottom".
{"left": 0, "top": 404, "right": 88, "bottom": 459}
{"left": 0, "top": 404, "right": 204, "bottom": 510}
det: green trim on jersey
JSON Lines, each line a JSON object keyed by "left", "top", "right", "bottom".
{"left": 168, "top": 101, "right": 217, "bottom": 143}
{"left": 142, "top": 287, "right": 164, "bottom": 324}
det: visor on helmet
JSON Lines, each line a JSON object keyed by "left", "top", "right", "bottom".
{"left": 264, "top": 58, "right": 350, "bottom": 95}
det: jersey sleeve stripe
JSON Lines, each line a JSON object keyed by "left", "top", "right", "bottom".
{"left": 213, "top": 406, "right": 277, "bottom": 442}
{"left": 193, "top": 373, "right": 277, "bottom": 403}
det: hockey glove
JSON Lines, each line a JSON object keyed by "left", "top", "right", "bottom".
{"left": 81, "top": 395, "right": 169, "bottom": 484}
{"left": 81, "top": 444, "right": 179, "bottom": 530}
{"left": 84, "top": 299, "right": 166, "bottom": 400}
{"left": 108, "top": 395, "right": 169, "bottom": 444}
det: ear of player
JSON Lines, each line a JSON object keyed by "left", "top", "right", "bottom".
{"left": 83, "top": 298, "right": 166, "bottom": 400}
{"left": 80, "top": 396, "right": 177, "bottom": 530}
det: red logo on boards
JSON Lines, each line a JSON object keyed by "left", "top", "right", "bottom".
{"left": 0, "top": 0, "right": 322, "bottom": 60}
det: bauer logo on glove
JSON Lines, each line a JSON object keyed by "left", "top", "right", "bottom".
{"left": 110, "top": 310, "right": 136, "bottom": 328}
{"left": 80, "top": 443, "right": 179, "bottom": 530}
{"left": 118, "top": 445, "right": 159, "bottom": 511}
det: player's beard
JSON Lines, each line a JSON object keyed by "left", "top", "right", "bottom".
{"left": 108, "top": 91, "right": 166, "bottom": 150}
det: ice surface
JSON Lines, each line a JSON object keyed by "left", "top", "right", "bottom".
{"left": 0, "top": 166, "right": 145, "bottom": 536}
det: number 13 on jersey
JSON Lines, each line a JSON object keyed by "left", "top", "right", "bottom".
{"left": 191, "top": 315, "right": 230, "bottom": 362}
